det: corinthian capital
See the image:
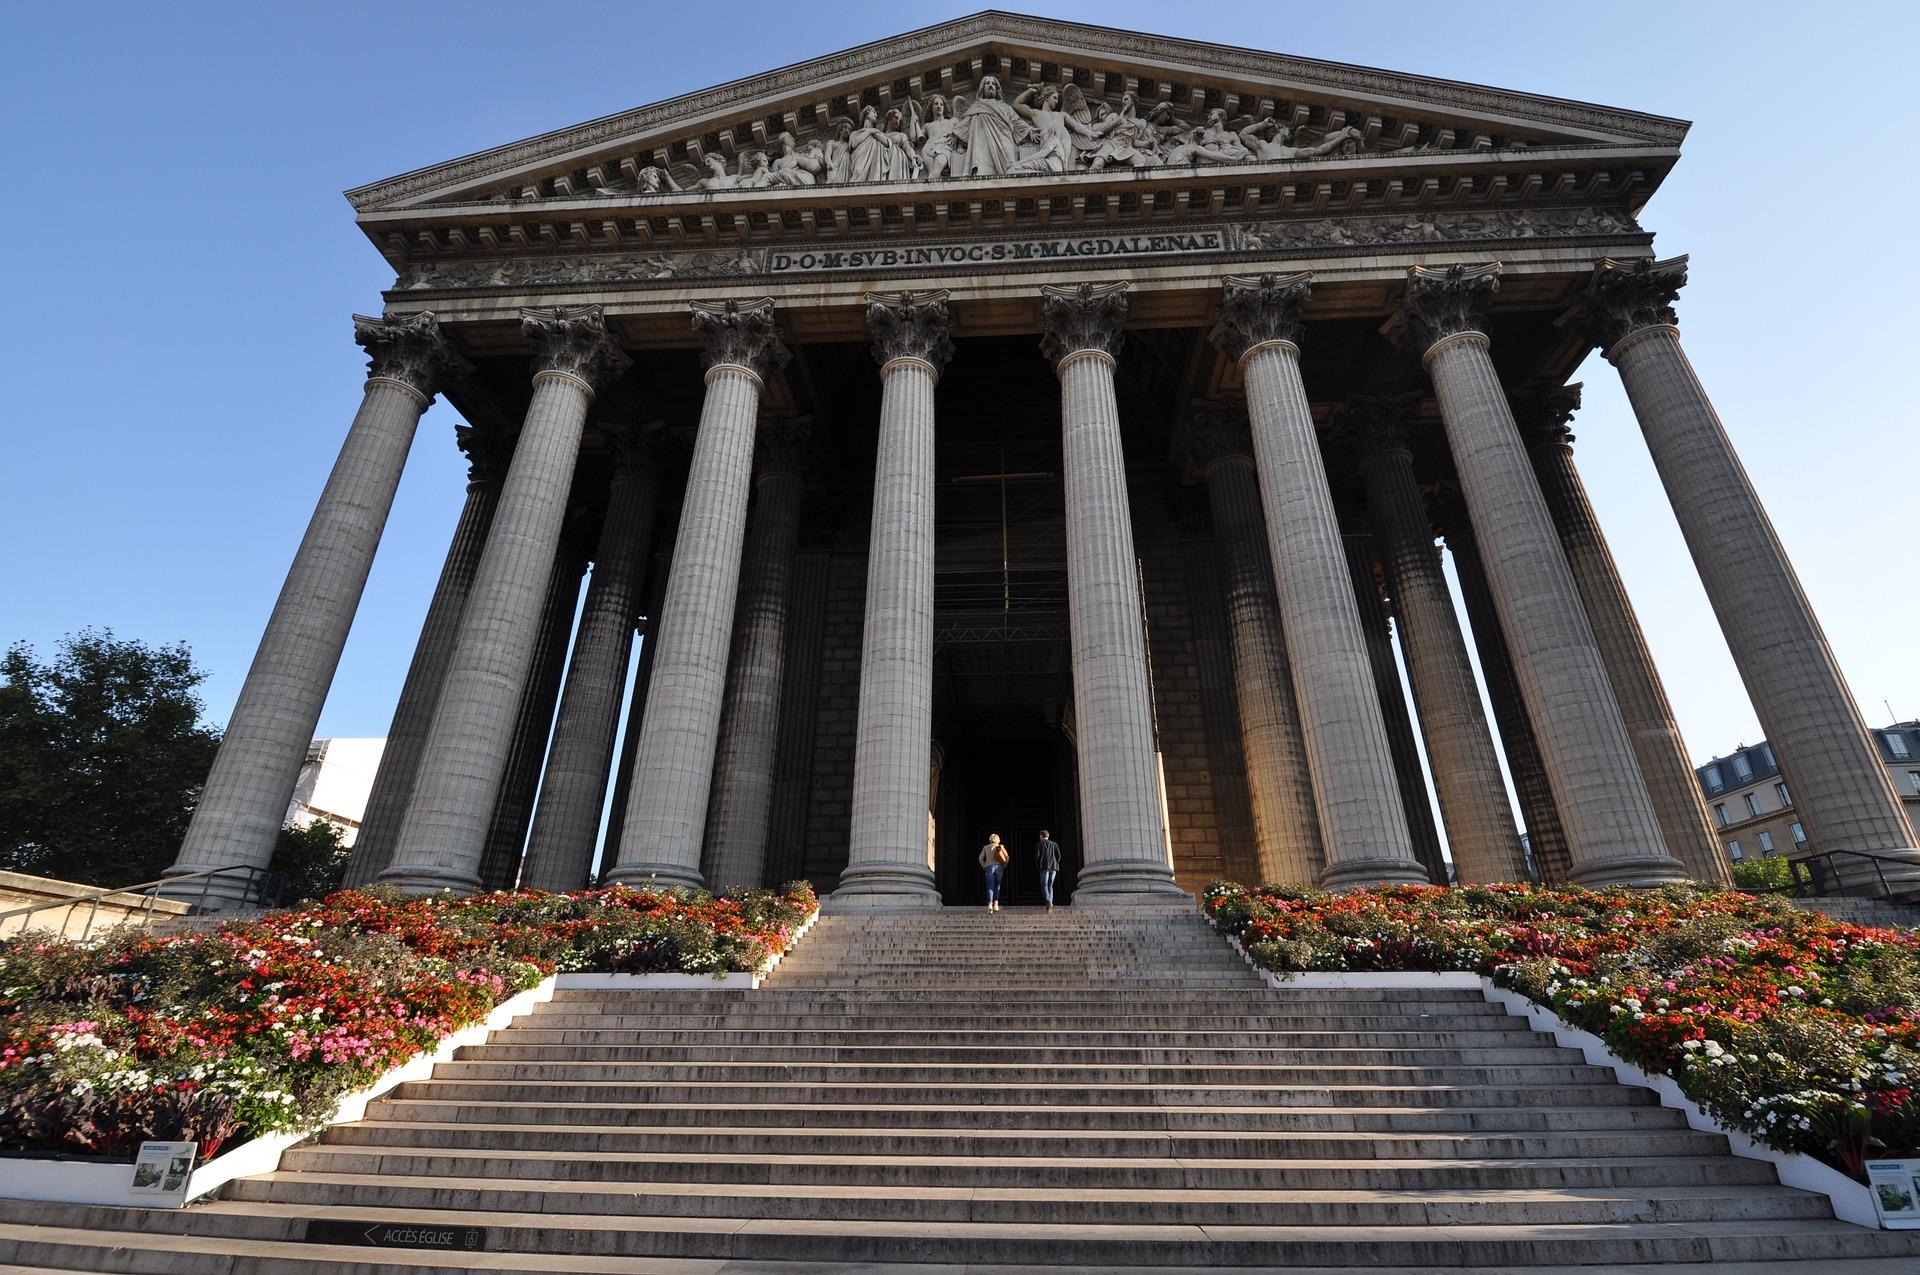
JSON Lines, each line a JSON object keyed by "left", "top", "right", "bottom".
{"left": 867, "top": 290, "right": 955, "bottom": 375}
{"left": 1571, "top": 256, "right": 1687, "bottom": 354}
{"left": 454, "top": 422, "right": 516, "bottom": 485}
{"left": 1039, "top": 282, "right": 1128, "bottom": 367}
{"left": 353, "top": 311, "right": 470, "bottom": 402}
{"left": 1181, "top": 399, "right": 1254, "bottom": 471}
{"left": 755, "top": 415, "right": 815, "bottom": 480}
{"left": 1337, "top": 391, "right": 1423, "bottom": 463}
{"left": 1209, "top": 272, "right": 1311, "bottom": 363}
{"left": 692, "top": 298, "right": 790, "bottom": 380}
{"left": 1508, "top": 381, "right": 1583, "bottom": 450}
{"left": 522, "top": 305, "right": 631, "bottom": 393}
{"left": 1391, "top": 262, "right": 1501, "bottom": 354}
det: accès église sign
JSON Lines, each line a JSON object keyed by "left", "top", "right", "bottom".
{"left": 768, "top": 230, "right": 1226, "bottom": 274}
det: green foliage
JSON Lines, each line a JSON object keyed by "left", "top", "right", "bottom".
{"left": 1732, "top": 854, "right": 1795, "bottom": 892}
{"left": 0, "top": 631, "right": 220, "bottom": 887}
{"left": 269, "top": 820, "right": 350, "bottom": 904}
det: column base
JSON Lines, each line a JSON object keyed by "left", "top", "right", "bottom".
{"left": 153, "top": 863, "right": 274, "bottom": 911}
{"left": 374, "top": 867, "right": 484, "bottom": 897}
{"left": 1071, "top": 858, "right": 1187, "bottom": 904}
{"left": 827, "top": 864, "right": 942, "bottom": 911}
{"left": 601, "top": 862, "right": 706, "bottom": 892}
{"left": 1318, "top": 857, "right": 1434, "bottom": 891}
{"left": 1566, "top": 851, "right": 1692, "bottom": 890}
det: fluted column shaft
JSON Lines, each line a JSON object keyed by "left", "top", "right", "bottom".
{"left": 1447, "top": 518, "right": 1572, "bottom": 882}
{"left": 1342, "top": 530, "right": 1449, "bottom": 884}
{"left": 1519, "top": 398, "right": 1727, "bottom": 884}
{"left": 1403, "top": 265, "right": 1681, "bottom": 887}
{"left": 610, "top": 299, "right": 787, "bottom": 888}
{"left": 381, "top": 306, "right": 626, "bottom": 894}
{"left": 1580, "top": 258, "right": 1919, "bottom": 874}
{"left": 520, "top": 460, "right": 660, "bottom": 892}
{"left": 344, "top": 454, "right": 501, "bottom": 887}
{"left": 1041, "top": 284, "right": 1182, "bottom": 901}
{"left": 1200, "top": 450, "right": 1324, "bottom": 886}
{"left": 168, "top": 314, "right": 463, "bottom": 904}
{"left": 1358, "top": 442, "right": 1524, "bottom": 882}
{"left": 703, "top": 454, "right": 805, "bottom": 889}
{"left": 604, "top": 546, "right": 672, "bottom": 859}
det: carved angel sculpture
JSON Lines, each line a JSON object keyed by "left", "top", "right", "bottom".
{"left": 1008, "top": 83, "right": 1096, "bottom": 174}
{"left": 693, "top": 153, "right": 738, "bottom": 191}
{"left": 1165, "top": 108, "right": 1253, "bottom": 165}
{"left": 913, "top": 94, "right": 967, "bottom": 179}
{"left": 1240, "top": 116, "right": 1366, "bottom": 161}
{"left": 1083, "top": 92, "right": 1168, "bottom": 172}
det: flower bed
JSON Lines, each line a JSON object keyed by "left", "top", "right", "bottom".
{"left": 1202, "top": 881, "right": 1920, "bottom": 1174}
{"left": 0, "top": 881, "right": 816, "bottom": 1161}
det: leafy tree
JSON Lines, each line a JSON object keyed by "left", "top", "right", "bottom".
{"left": 1732, "top": 853, "right": 1796, "bottom": 892}
{"left": 0, "top": 630, "right": 221, "bottom": 887}
{"left": 269, "top": 819, "right": 350, "bottom": 903}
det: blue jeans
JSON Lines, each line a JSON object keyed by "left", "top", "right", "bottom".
{"left": 982, "top": 863, "right": 1004, "bottom": 903}
{"left": 1040, "top": 869, "right": 1057, "bottom": 905}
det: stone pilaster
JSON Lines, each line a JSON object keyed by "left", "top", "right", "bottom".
{"left": 1041, "top": 282, "right": 1184, "bottom": 901}
{"left": 608, "top": 300, "right": 789, "bottom": 888}
{"left": 702, "top": 418, "right": 811, "bottom": 889}
{"left": 519, "top": 432, "right": 663, "bottom": 892}
{"left": 380, "top": 306, "right": 627, "bottom": 894}
{"left": 1575, "top": 256, "right": 1920, "bottom": 883}
{"left": 1210, "top": 274, "right": 1426, "bottom": 889}
{"left": 1511, "top": 380, "right": 1728, "bottom": 885}
{"left": 1185, "top": 400, "right": 1324, "bottom": 887}
{"left": 166, "top": 313, "right": 467, "bottom": 905}
{"left": 1345, "top": 394, "right": 1526, "bottom": 883}
{"left": 835, "top": 291, "right": 953, "bottom": 909}
{"left": 476, "top": 536, "right": 586, "bottom": 889}
{"left": 1396, "top": 264, "right": 1683, "bottom": 887}
{"left": 1440, "top": 502, "right": 1572, "bottom": 883}
{"left": 344, "top": 423, "right": 507, "bottom": 887}
{"left": 1339, "top": 525, "right": 1449, "bottom": 885}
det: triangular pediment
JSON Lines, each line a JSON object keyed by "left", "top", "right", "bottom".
{"left": 347, "top": 11, "right": 1685, "bottom": 217}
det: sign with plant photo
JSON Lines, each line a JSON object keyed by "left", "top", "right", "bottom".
{"left": 1866, "top": 1160, "right": 1920, "bottom": 1229}
{"left": 128, "top": 1140, "right": 196, "bottom": 1207}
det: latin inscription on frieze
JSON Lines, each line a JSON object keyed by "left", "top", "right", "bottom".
{"left": 768, "top": 230, "right": 1226, "bottom": 274}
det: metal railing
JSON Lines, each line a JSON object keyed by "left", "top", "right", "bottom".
{"left": 1786, "top": 849, "right": 1918, "bottom": 903}
{"left": 0, "top": 864, "right": 283, "bottom": 942}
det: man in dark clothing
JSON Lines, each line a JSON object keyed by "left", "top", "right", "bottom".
{"left": 1034, "top": 830, "right": 1062, "bottom": 909}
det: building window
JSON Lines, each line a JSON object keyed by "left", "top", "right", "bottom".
{"left": 1715, "top": 802, "right": 1730, "bottom": 826}
{"left": 1792, "top": 822, "right": 1807, "bottom": 844}
{"left": 1909, "top": 770, "right": 1920, "bottom": 796}
{"left": 1759, "top": 830, "right": 1774, "bottom": 854}
{"left": 1761, "top": 743, "right": 1777, "bottom": 770}
{"left": 1889, "top": 732, "right": 1912, "bottom": 759}
{"left": 1733, "top": 754, "right": 1754, "bottom": 782}
{"left": 1704, "top": 764, "right": 1724, "bottom": 793}
{"left": 1728, "top": 839, "right": 1742, "bottom": 860}
{"left": 1745, "top": 793, "right": 1761, "bottom": 818}
{"left": 1776, "top": 781, "right": 1791, "bottom": 806}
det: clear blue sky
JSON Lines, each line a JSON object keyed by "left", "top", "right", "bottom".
{"left": 4, "top": 1, "right": 1916, "bottom": 770}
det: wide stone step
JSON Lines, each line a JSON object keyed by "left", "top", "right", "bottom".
{"left": 320, "top": 1119, "right": 1729, "bottom": 1160}
{"left": 365, "top": 1098, "right": 1684, "bottom": 1134}
{"left": 543, "top": 987, "right": 1492, "bottom": 1005}
{"left": 427, "top": 1059, "right": 1616, "bottom": 1086}
{"left": 518, "top": 1012, "right": 1521, "bottom": 1032}
{"left": 279, "top": 1145, "right": 1786, "bottom": 1191}
{"left": 224, "top": 1173, "right": 1838, "bottom": 1227}
{"left": 457, "top": 1043, "right": 1579, "bottom": 1066}
{"left": 396, "top": 1079, "right": 1657, "bottom": 1108}
{"left": 492, "top": 1027, "right": 1552, "bottom": 1047}
{"left": 12, "top": 1200, "right": 1917, "bottom": 1267}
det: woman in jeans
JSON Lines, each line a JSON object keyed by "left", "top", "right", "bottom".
{"left": 978, "top": 833, "right": 1009, "bottom": 911}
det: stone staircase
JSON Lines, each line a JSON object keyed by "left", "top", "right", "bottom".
{"left": 3, "top": 904, "right": 1919, "bottom": 1272}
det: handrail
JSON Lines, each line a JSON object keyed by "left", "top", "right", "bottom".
{"left": 0, "top": 864, "right": 282, "bottom": 942}
{"left": 1788, "top": 848, "right": 1911, "bottom": 902}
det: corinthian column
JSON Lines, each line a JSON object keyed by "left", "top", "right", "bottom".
{"left": 1210, "top": 274, "right": 1425, "bottom": 889}
{"left": 380, "top": 307, "right": 628, "bottom": 894}
{"left": 519, "top": 432, "right": 662, "bottom": 892}
{"left": 1395, "top": 264, "right": 1683, "bottom": 887}
{"left": 702, "top": 418, "right": 810, "bottom": 889}
{"left": 345, "top": 423, "right": 509, "bottom": 887}
{"left": 833, "top": 292, "right": 952, "bottom": 909}
{"left": 1184, "top": 401, "right": 1323, "bottom": 886}
{"left": 1574, "top": 257, "right": 1920, "bottom": 882}
{"left": 1511, "top": 381, "right": 1728, "bottom": 885}
{"left": 166, "top": 313, "right": 466, "bottom": 904}
{"left": 1040, "top": 283, "right": 1183, "bottom": 901}
{"left": 1346, "top": 394, "right": 1526, "bottom": 883}
{"left": 608, "top": 300, "right": 789, "bottom": 888}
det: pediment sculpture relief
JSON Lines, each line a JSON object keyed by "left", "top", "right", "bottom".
{"left": 509, "top": 75, "right": 1394, "bottom": 204}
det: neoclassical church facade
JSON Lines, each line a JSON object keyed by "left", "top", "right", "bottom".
{"left": 164, "top": 13, "right": 1919, "bottom": 908}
